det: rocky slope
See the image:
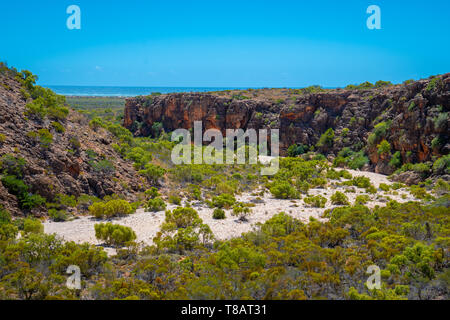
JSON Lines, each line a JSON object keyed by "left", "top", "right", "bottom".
{"left": 0, "top": 67, "right": 143, "bottom": 217}
{"left": 124, "top": 74, "right": 449, "bottom": 174}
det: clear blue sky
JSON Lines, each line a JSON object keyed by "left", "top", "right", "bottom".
{"left": 1, "top": 0, "right": 449, "bottom": 87}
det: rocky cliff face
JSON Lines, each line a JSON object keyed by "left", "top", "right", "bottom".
{"left": 124, "top": 74, "right": 449, "bottom": 174}
{"left": 0, "top": 68, "right": 143, "bottom": 216}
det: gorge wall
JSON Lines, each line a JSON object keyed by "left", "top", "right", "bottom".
{"left": 124, "top": 74, "right": 450, "bottom": 175}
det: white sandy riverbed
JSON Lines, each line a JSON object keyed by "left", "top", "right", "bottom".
{"left": 44, "top": 170, "right": 416, "bottom": 253}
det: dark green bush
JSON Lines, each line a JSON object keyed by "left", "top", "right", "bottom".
{"left": 212, "top": 208, "right": 226, "bottom": 220}
{"left": 331, "top": 191, "right": 350, "bottom": 205}
{"left": 146, "top": 197, "right": 166, "bottom": 212}
{"left": 270, "top": 181, "right": 299, "bottom": 199}
{"left": 95, "top": 223, "right": 136, "bottom": 247}
{"left": 304, "top": 195, "right": 327, "bottom": 208}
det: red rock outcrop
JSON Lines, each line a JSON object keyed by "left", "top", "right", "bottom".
{"left": 124, "top": 74, "right": 449, "bottom": 175}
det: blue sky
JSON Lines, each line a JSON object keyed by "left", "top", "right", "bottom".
{"left": 1, "top": 0, "right": 449, "bottom": 87}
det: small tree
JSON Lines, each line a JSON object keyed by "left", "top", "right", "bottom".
{"left": 154, "top": 207, "right": 214, "bottom": 253}
{"left": 139, "top": 163, "right": 165, "bottom": 185}
{"left": 89, "top": 199, "right": 133, "bottom": 219}
{"left": 232, "top": 202, "right": 252, "bottom": 222}
{"left": 212, "top": 208, "right": 226, "bottom": 220}
{"left": 316, "top": 128, "right": 335, "bottom": 151}
{"left": 145, "top": 197, "right": 166, "bottom": 212}
{"left": 270, "top": 181, "right": 299, "bottom": 199}
{"left": 377, "top": 140, "right": 391, "bottom": 156}
{"left": 331, "top": 191, "right": 350, "bottom": 206}
{"left": 95, "top": 223, "right": 136, "bottom": 247}
{"left": 304, "top": 195, "right": 327, "bottom": 208}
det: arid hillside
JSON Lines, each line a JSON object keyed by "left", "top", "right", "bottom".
{"left": 0, "top": 64, "right": 144, "bottom": 216}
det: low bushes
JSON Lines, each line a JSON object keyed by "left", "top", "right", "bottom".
{"left": 232, "top": 202, "right": 252, "bottom": 221}
{"left": 138, "top": 163, "right": 165, "bottom": 185}
{"left": 270, "top": 181, "right": 299, "bottom": 199}
{"left": 94, "top": 223, "right": 136, "bottom": 247}
{"left": 304, "top": 195, "right": 327, "bottom": 208}
{"left": 331, "top": 191, "right": 350, "bottom": 205}
{"left": 145, "top": 197, "right": 166, "bottom": 212}
{"left": 211, "top": 194, "right": 236, "bottom": 209}
{"left": 355, "top": 195, "right": 370, "bottom": 205}
{"left": 212, "top": 208, "right": 226, "bottom": 220}
{"left": 89, "top": 199, "right": 133, "bottom": 218}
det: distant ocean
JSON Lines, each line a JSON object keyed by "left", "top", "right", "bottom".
{"left": 46, "top": 86, "right": 250, "bottom": 97}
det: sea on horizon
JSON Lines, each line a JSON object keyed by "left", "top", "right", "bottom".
{"left": 46, "top": 85, "right": 255, "bottom": 97}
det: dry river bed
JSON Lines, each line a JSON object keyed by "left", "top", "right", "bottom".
{"left": 44, "top": 170, "right": 417, "bottom": 254}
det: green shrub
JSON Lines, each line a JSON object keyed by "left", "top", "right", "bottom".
{"left": 1, "top": 175, "right": 45, "bottom": 209}
{"left": 366, "top": 185, "right": 377, "bottom": 194}
{"left": 126, "top": 147, "right": 152, "bottom": 170}
{"left": 232, "top": 202, "right": 252, "bottom": 221}
{"left": 154, "top": 207, "right": 214, "bottom": 253}
{"left": 287, "top": 144, "right": 309, "bottom": 157}
{"left": 348, "top": 152, "right": 369, "bottom": 170}
{"left": 377, "top": 140, "right": 391, "bottom": 155}
{"left": 48, "top": 209, "right": 70, "bottom": 222}
{"left": 89, "top": 199, "right": 133, "bottom": 218}
{"left": 334, "top": 149, "right": 368, "bottom": 170}
{"left": 95, "top": 223, "right": 136, "bottom": 247}
{"left": 0, "top": 206, "right": 12, "bottom": 225}
{"left": 51, "top": 121, "right": 65, "bottom": 133}
{"left": 389, "top": 151, "right": 402, "bottom": 168}
{"left": 211, "top": 193, "right": 236, "bottom": 209}
{"left": 351, "top": 176, "right": 372, "bottom": 189}
{"left": 37, "top": 129, "right": 53, "bottom": 148}
{"left": 188, "top": 184, "right": 202, "bottom": 200}
{"left": 432, "top": 155, "right": 450, "bottom": 175}
{"left": 409, "top": 186, "right": 432, "bottom": 200}
{"left": 340, "top": 170, "right": 353, "bottom": 179}
{"left": 304, "top": 195, "right": 327, "bottom": 208}
{"left": 91, "top": 159, "right": 115, "bottom": 174}
{"left": 138, "top": 163, "right": 165, "bottom": 185}
{"left": 168, "top": 195, "right": 181, "bottom": 205}
{"left": 379, "top": 183, "right": 390, "bottom": 192}
{"left": 23, "top": 218, "right": 44, "bottom": 235}
{"left": 270, "top": 181, "right": 299, "bottom": 199}
{"left": 0, "top": 154, "right": 26, "bottom": 177}
{"left": 434, "top": 179, "right": 450, "bottom": 196}
{"left": 316, "top": 128, "right": 335, "bottom": 150}
{"left": 354, "top": 195, "right": 370, "bottom": 205}
{"left": 144, "top": 187, "right": 160, "bottom": 199}
{"left": 431, "top": 136, "right": 443, "bottom": 149}
{"left": 368, "top": 121, "right": 390, "bottom": 146}
{"left": 434, "top": 112, "right": 448, "bottom": 130}
{"left": 47, "top": 106, "right": 69, "bottom": 121}
{"left": 331, "top": 191, "right": 350, "bottom": 205}
{"left": 426, "top": 77, "right": 442, "bottom": 92}
{"left": 0, "top": 222, "right": 18, "bottom": 241}
{"left": 146, "top": 197, "right": 166, "bottom": 212}
{"left": 213, "top": 208, "right": 226, "bottom": 220}
{"left": 89, "top": 117, "right": 105, "bottom": 130}
{"left": 0, "top": 133, "right": 6, "bottom": 144}
{"left": 25, "top": 99, "right": 47, "bottom": 118}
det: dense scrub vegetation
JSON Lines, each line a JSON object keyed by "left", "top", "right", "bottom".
{"left": 0, "top": 194, "right": 448, "bottom": 300}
